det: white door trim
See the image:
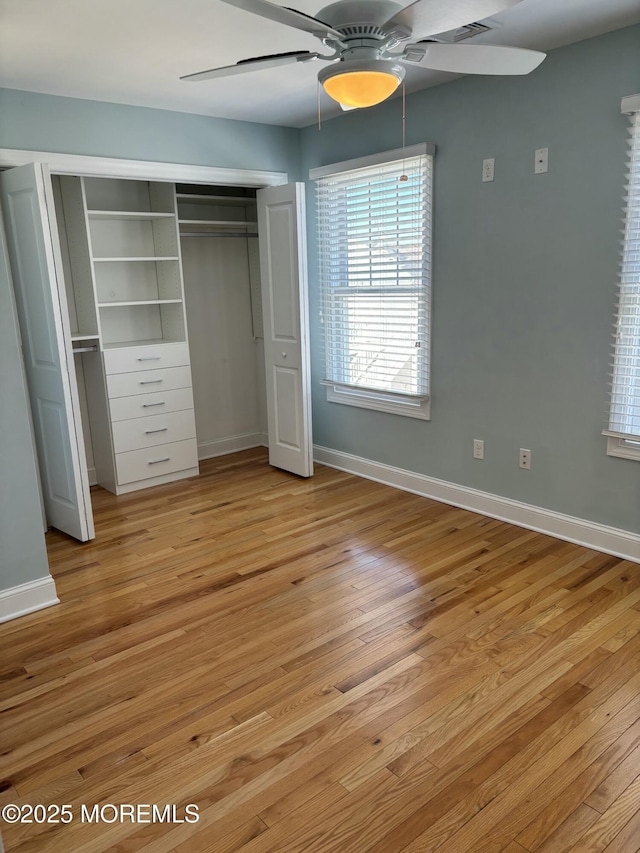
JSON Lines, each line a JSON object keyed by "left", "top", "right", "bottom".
{"left": 0, "top": 148, "right": 289, "bottom": 187}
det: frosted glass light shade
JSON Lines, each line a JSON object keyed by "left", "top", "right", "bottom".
{"left": 319, "top": 61, "right": 404, "bottom": 109}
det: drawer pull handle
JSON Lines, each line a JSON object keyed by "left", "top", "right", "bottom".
{"left": 142, "top": 401, "right": 166, "bottom": 408}
{"left": 140, "top": 379, "right": 163, "bottom": 385}
{"left": 137, "top": 356, "right": 161, "bottom": 362}
{"left": 148, "top": 457, "right": 170, "bottom": 465}
{"left": 144, "top": 427, "right": 168, "bottom": 434}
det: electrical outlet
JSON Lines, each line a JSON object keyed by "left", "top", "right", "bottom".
{"left": 473, "top": 439, "right": 484, "bottom": 460}
{"left": 482, "top": 158, "right": 495, "bottom": 182}
{"left": 519, "top": 448, "right": 532, "bottom": 469}
{"left": 534, "top": 148, "right": 548, "bottom": 174}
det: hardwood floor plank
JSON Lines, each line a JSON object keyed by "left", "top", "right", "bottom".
{"left": 599, "top": 805, "right": 640, "bottom": 853}
{"left": 174, "top": 814, "right": 268, "bottom": 853}
{"left": 585, "top": 744, "right": 640, "bottom": 813}
{"left": 367, "top": 657, "right": 640, "bottom": 853}
{"left": 565, "top": 775, "right": 640, "bottom": 852}
{"left": 514, "top": 715, "right": 640, "bottom": 850}
{"left": 534, "top": 803, "right": 601, "bottom": 853}
{"left": 408, "top": 685, "right": 640, "bottom": 853}
{"left": 362, "top": 683, "right": 590, "bottom": 853}
{"left": 236, "top": 770, "right": 397, "bottom": 853}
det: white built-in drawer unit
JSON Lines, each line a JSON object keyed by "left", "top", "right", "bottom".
{"left": 115, "top": 439, "right": 198, "bottom": 485}
{"left": 109, "top": 386, "right": 195, "bottom": 423}
{"left": 111, "top": 409, "right": 196, "bottom": 453}
{"left": 107, "top": 365, "right": 193, "bottom": 398}
{"left": 104, "top": 342, "right": 190, "bottom": 375}
{"left": 103, "top": 339, "right": 198, "bottom": 493}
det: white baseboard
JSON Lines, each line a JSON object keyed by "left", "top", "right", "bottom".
{"left": 0, "top": 575, "right": 59, "bottom": 623}
{"left": 87, "top": 466, "right": 97, "bottom": 487}
{"left": 198, "top": 432, "right": 264, "bottom": 461}
{"left": 314, "top": 446, "right": 640, "bottom": 564}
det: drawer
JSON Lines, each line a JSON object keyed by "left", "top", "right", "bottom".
{"left": 104, "top": 342, "right": 190, "bottom": 375}
{"left": 107, "top": 365, "right": 192, "bottom": 399}
{"left": 109, "top": 387, "right": 194, "bottom": 422}
{"left": 111, "top": 409, "right": 196, "bottom": 453}
{"left": 115, "top": 439, "right": 198, "bottom": 486}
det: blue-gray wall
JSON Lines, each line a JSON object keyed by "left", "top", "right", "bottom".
{"left": 301, "top": 24, "right": 640, "bottom": 534}
{"left": 0, "top": 88, "right": 302, "bottom": 177}
{"left": 0, "top": 213, "right": 49, "bottom": 591}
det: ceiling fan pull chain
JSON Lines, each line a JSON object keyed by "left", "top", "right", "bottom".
{"left": 400, "top": 82, "right": 408, "bottom": 182}
{"left": 317, "top": 80, "right": 322, "bottom": 131}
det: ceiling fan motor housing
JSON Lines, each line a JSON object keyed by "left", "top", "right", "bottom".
{"left": 317, "top": 0, "right": 411, "bottom": 40}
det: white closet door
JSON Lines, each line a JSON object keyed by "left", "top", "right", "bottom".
{"left": 0, "top": 163, "right": 94, "bottom": 541}
{"left": 257, "top": 183, "right": 313, "bottom": 478}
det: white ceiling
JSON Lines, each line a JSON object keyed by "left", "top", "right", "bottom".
{"left": 1, "top": 0, "right": 639, "bottom": 128}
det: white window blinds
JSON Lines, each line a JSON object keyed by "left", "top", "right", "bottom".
{"left": 608, "top": 107, "right": 640, "bottom": 441}
{"left": 314, "top": 145, "right": 432, "bottom": 400}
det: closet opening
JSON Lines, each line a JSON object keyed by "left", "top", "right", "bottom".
{"left": 1, "top": 157, "right": 311, "bottom": 545}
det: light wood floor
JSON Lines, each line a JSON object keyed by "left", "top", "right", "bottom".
{"left": 1, "top": 449, "right": 640, "bottom": 853}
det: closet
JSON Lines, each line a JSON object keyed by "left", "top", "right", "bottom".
{"left": 0, "top": 159, "right": 312, "bottom": 544}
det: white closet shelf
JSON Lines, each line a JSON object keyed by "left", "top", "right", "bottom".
{"left": 98, "top": 299, "right": 183, "bottom": 308}
{"left": 87, "top": 210, "right": 175, "bottom": 220}
{"left": 102, "top": 337, "right": 186, "bottom": 350}
{"left": 71, "top": 333, "right": 100, "bottom": 342}
{"left": 176, "top": 193, "right": 256, "bottom": 205}
{"left": 92, "top": 256, "right": 180, "bottom": 262}
{"left": 178, "top": 220, "right": 257, "bottom": 229}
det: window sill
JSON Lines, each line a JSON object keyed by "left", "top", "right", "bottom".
{"left": 324, "top": 382, "right": 430, "bottom": 420}
{"left": 606, "top": 435, "right": 640, "bottom": 461}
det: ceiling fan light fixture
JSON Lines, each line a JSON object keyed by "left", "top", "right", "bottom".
{"left": 319, "top": 60, "right": 404, "bottom": 108}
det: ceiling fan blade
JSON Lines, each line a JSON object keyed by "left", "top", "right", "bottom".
{"left": 181, "top": 51, "right": 319, "bottom": 82}
{"left": 383, "top": 0, "right": 523, "bottom": 39}
{"left": 410, "top": 43, "right": 546, "bottom": 75}
{"left": 219, "top": 0, "right": 343, "bottom": 39}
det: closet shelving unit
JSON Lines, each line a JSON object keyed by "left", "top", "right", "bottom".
{"left": 80, "top": 179, "right": 188, "bottom": 349}
{"left": 54, "top": 176, "right": 198, "bottom": 495}
{"left": 176, "top": 188, "right": 258, "bottom": 237}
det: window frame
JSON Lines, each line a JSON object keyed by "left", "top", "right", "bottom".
{"left": 607, "top": 436, "right": 640, "bottom": 461}
{"left": 311, "top": 143, "right": 434, "bottom": 420}
{"left": 605, "top": 94, "right": 640, "bottom": 461}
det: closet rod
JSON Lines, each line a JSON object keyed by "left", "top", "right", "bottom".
{"left": 180, "top": 232, "right": 259, "bottom": 239}
{"left": 72, "top": 345, "right": 98, "bottom": 354}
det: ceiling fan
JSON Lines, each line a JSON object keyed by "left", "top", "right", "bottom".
{"left": 181, "top": 0, "right": 546, "bottom": 109}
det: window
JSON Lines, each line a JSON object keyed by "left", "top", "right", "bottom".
{"left": 311, "top": 143, "right": 433, "bottom": 419}
{"left": 606, "top": 96, "right": 640, "bottom": 461}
